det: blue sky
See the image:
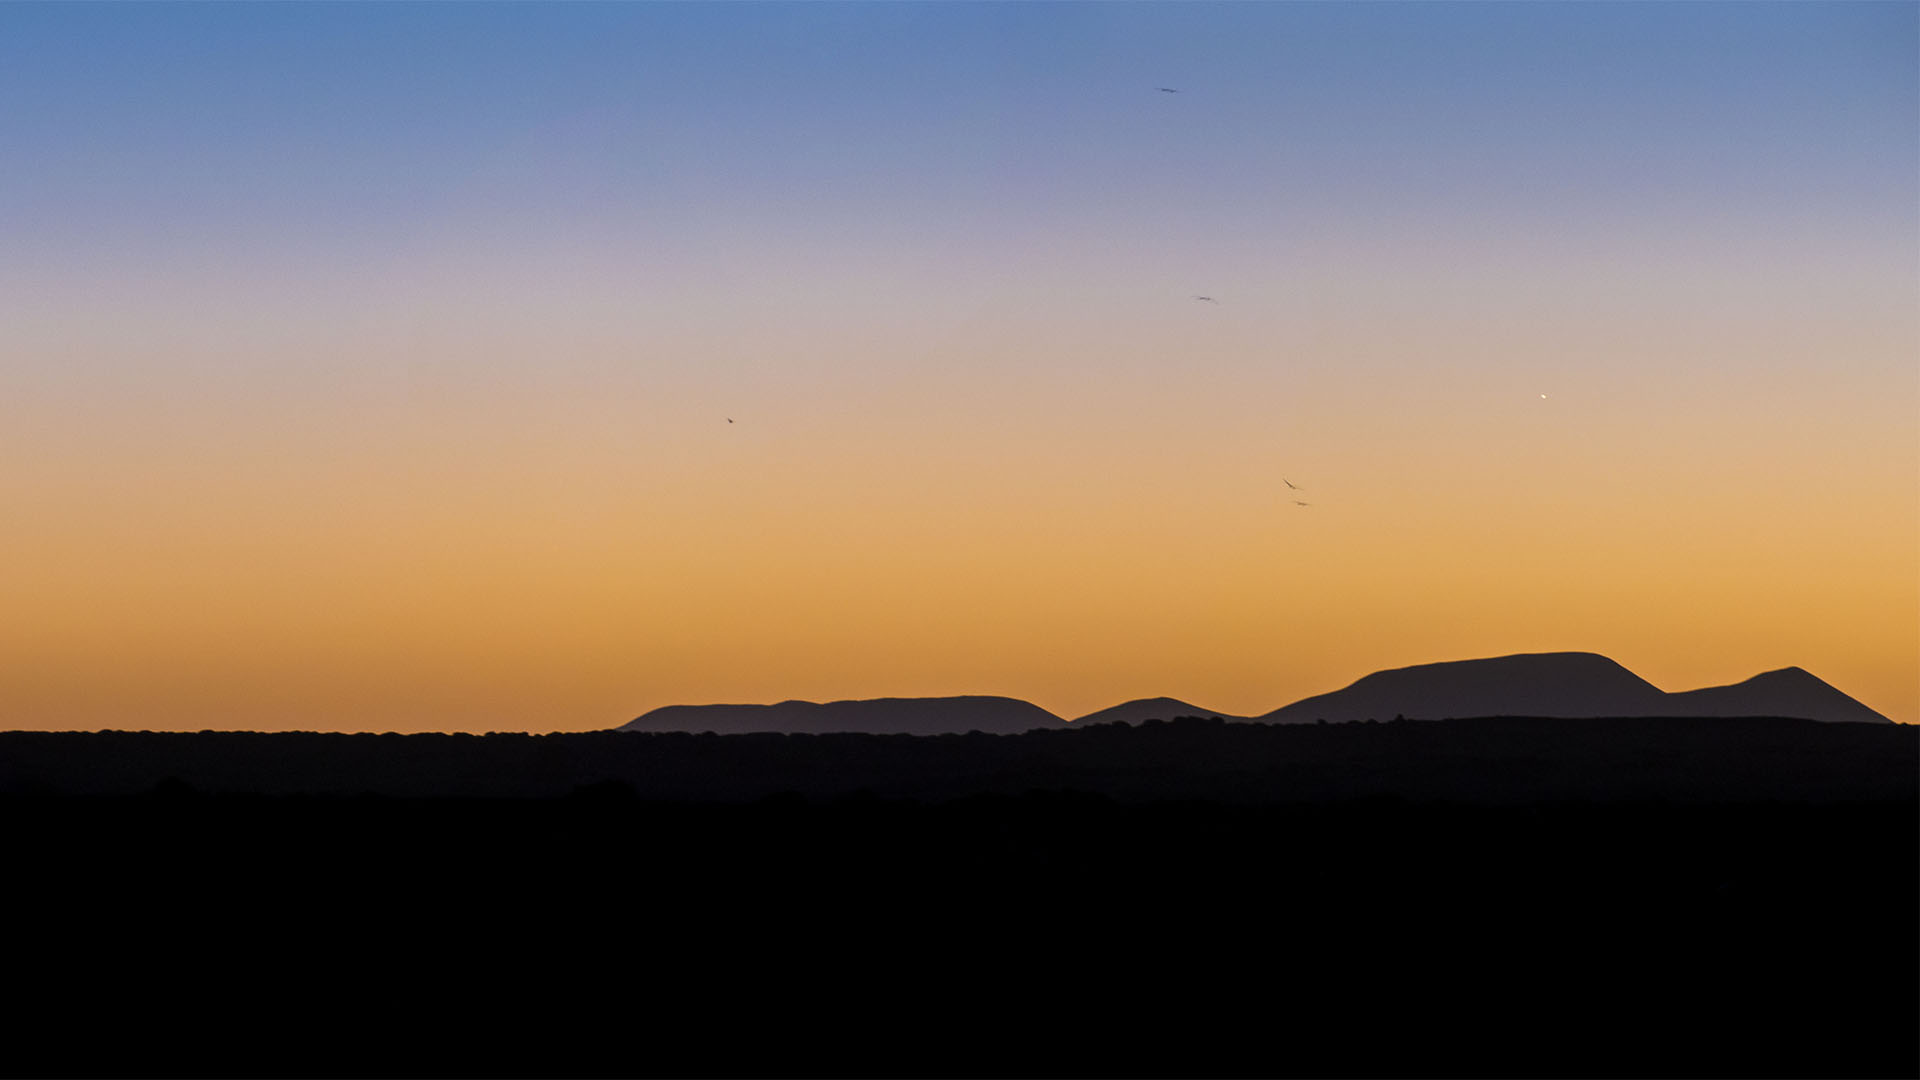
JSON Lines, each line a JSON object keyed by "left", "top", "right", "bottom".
{"left": 6, "top": 2, "right": 1911, "bottom": 262}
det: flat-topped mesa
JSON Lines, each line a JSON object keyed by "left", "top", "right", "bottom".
{"left": 619, "top": 695, "right": 1065, "bottom": 736}
{"left": 1258, "top": 652, "right": 1672, "bottom": 724}
{"left": 1666, "top": 667, "right": 1894, "bottom": 724}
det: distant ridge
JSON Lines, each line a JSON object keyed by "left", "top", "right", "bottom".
{"left": 1071, "top": 697, "right": 1248, "bottom": 726}
{"left": 619, "top": 654, "right": 1893, "bottom": 732}
{"left": 1665, "top": 667, "right": 1893, "bottom": 724}
{"left": 619, "top": 695, "right": 1064, "bottom": 736}
{"left": 1258, "top": 652, "right": 1671, "bottom": 724}
{"left": 1255, "top": 652, "right": 1891, "bottom": 725}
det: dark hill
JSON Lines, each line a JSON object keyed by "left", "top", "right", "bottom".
{"left": 1667, "top": 667, "right": 1893, "bottom": 724}
{"left": 618, "top": 695, "right": 1064, "bottom": 735}
{"left": 1258, "top": 652, "right": 1671, "bottom": 724}
{"left": 1070, "top": 697, "right": 1247, "bottom": 726}
{"left": 616, "top": 654, "right": 1893, "bottom": 732}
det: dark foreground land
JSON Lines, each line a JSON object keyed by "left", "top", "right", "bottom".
{"left": 5, "top": 718, "right": 1915, "bottom": 1078}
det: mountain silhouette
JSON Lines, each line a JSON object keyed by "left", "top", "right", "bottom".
{"left": 619, "top": 695, "right": 1065, "bottom": 735}
{"left": 1258, "top": 652, "right": 1670, "bottom": 724}
{"left": 1665, "top": 667, "right": 1893, "bottom": 724}
{"left": 617, "top": 654, "right": 1893, "bottom": 732}
{"left": 1256, "top": 652, "right": 1892, "bottom": 724}
{"left": 1070, "top": 697, "right": 1248, "bottom": 725}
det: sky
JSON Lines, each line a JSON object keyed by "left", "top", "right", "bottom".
{"left": 2, "top": 2, "right": 1914, "bottom": 732}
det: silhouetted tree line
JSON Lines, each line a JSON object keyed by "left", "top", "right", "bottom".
{"left": 0, "top": 715, "right": 1910, "bottom": 802}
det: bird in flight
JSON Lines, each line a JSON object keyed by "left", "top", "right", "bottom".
{"left": 1283, "top": 478, "right": 1301, "bottom": 490}
{"left": 1293, "top": 501, "right": 1311, "bottom": 507}
{"left": 1193, "top": 295, "right": 1218, "bottom": 304}
{"left": 726, "top": 418, "right": 734, "bottom": 424}
{"left": 1156, "top": 87, "right": 1180, "bottom": 93}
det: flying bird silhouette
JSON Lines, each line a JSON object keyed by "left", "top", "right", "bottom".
{"left": 1156, "top": 87, "right": 1180, "bottom": 93}
{"left": 1283, "top": 478, "right": 1300, "bottom": 490}
{"left": 1293, "top": 501, "right": 1311, "bottom": 507}
{"left": 1193, "top": 295, "right": 1218, "bottom": 304}
{"left": 726, "top": 418, "right": 734, "bottom": 424}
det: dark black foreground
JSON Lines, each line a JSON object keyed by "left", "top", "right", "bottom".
{"left": 4, "top": 719, "right": 1914, "bottom": 1078}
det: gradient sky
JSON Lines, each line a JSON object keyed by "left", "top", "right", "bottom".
{"left": 3, "top": 2, "right": 1914, "bottom": 731}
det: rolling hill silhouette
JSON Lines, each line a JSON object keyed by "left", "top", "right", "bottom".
{"left": 618, "top": 653, "right": 1892, "bottom": 732}
{"left": 619, "top": 695, "right": 1065, "bottom": 735}
{"left": 1257, "top": 652, "right": 1892, "bottom": 724}
{"left": 1258, "top": 652, "right": 1670, "bottom": 724}
{"left": 1071, "top": 697, "right": 1249, "bottom": 725}
{"left": 1664, "top": 666, "right": 1894, "bottom": 724}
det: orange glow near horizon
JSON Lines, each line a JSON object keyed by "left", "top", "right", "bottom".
{"left": 3, "top": 286, "right": 1913, "bottom": 730}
